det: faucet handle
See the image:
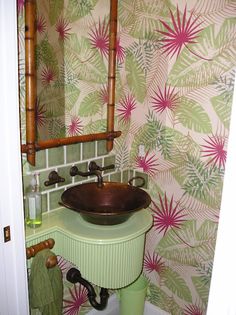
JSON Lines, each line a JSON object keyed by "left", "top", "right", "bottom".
{"left": 89, "top": 161, "right": 115, "bottom": 172}
{"left": 44, "top": 171, "right": 65, "bottom": 186}
{"left": 70, "top": 166, "right": 79, "bottom": 177}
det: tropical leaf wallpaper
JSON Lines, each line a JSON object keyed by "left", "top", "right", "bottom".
{"left": 18, "top": 0, "right": 236, "bottom": 314}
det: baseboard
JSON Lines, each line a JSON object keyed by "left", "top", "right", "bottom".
{"left": 86, "top": 294, "right": 170, "bottom": 315}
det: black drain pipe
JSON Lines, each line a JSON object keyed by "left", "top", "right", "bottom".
{"left": 66, "top": 268, "right": 109, "bottom": 311}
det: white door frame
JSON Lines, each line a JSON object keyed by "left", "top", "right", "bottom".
{"left": 0, "top": 0, "right": 29, "bottom": 314}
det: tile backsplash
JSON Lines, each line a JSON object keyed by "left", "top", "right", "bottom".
{"left": 22, "top": 141, "right": 147, "bottom": 213}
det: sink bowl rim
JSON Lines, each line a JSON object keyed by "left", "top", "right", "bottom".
{"left": 60, "top": 181, "right": 151, "bottom": 224}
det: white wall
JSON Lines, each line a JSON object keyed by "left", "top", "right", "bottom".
{"left": 207, "top": 75, "right": 236, "bottom": 314}
{"left": 0, "top": 0, "right": 29, "bottom": 314}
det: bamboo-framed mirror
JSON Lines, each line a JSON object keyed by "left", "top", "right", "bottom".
{"left": 21, "top": 0, "right": 121, "bottom": 166}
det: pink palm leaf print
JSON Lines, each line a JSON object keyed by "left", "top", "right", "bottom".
{"left": 67, "top": 116, "right": 83, "bottom": 137}
{"left": 117, "top": 94, "right": 136, "bottom": 122}
{"left": 201, "top": 135, "right": 227, "bottom": 169}
{"left": 41, "top": 66, "right": 55, "bottom": 86}
{"left": 184, "top": 304, "right": 203, "bottom": 315}
{"left": 63, "top": 284, "right": 88, "bottom": 315}
{"left": 36, "top": 15, "right": 46, "bottom": 34}
{"left": 17, "top": 0, "right": 24, "bottom": 13}
{"left": 151, "top": 193, "right": 186, "bottom": 235}
{"left": 56, "top": 18, "right": 71, "bottom": 40}
{"left": 144, "top": 251, "right": 165, "bottom": 274}
{"left": 136, "top": 152, "right": 159, "bottom": 177}
{"left": 116, "top": 38, "right": 125, "bottom": 64}
{"left": 57, "top": 256, "right": 75, "bottom": 277}
{"left": 151, "top": 85, "right": 180, "bottom": 113}
{"left": 89, "top": 19, "right": 109, "bottom": 58}
{"left": 35, "top": 98, "right": 47, "bottom": 128}
{"left": 157, "top": 5, "right": 211, "bottom": 60}
{"left": 99, "top": 85, "right": 109, "bottom": 105}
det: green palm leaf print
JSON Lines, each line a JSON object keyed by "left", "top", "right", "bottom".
{"left": 148, "top": 283, "right": 184, "bottom": 315}
{"left": 156, "top": 220, "right": 218, "bottom": 266}
{"left": 168, "top": 19, "right": 236, "bottom": 87}
{"left": 211, "top": 92, "right": 232, "bottom": 129}
{"left": 78, "top": 91, "right": 102, "bottom": 117}
{"left": 66, "top": 0, "right": 98, "bottom": 22}
{"left": 126, "top": 52, "right": 146, "bottom": 102}
{"left": 66, "top": 34, "right": 107, "bottom": 83}
{"left": 48, "top": 0, "right": 64, "bottom": 25}
{"left": 162, "top": 267, "right": 192, "bottom": 302}
{"left": 175, "top": 97, "right": 212, "bottom": 133}
{"left": 192, "top": 276, "right": 210, "bottom": 306}
{"left": 182, "top": 155, "right": 223, "bottom": 198}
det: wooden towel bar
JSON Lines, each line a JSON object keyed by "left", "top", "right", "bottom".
{"left": 26, "top": 238, "right": 58, "bottom": 269}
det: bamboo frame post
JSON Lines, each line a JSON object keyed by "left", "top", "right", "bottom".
{"left": 22, "top": 0, "right": 121, "bottom": 163}
{"left": 25, "top": 0, "right": 36, "bottom": 165}
{"left": 107, "top": 0, "right": 118, "bottom": 152}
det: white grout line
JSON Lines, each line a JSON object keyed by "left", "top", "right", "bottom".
{"left": 46, "top": 192, "right": 50, "bottom": 213}
{"left": 95, "top": 141, "right": 98, "bottom": 157}
{"left": 46, "top": 149, "right": 49, "bottom": 169}
{"left": 120, "top": 169, "right": 124, "bottom": 182}
{"left": 64, "top": 146, "right": 67, "bottom": 164}
{"left": 80, "top": 143, "right": 83, "bottom": 161}
{"left": 25, "top": 153, "right": 117, "bottom": 175}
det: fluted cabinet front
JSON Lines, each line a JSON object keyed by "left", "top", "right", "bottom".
{"left": 26, "top": 208, "right": 153, "bottom": 289}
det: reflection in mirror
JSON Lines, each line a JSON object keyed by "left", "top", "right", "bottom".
{"left": 22, "top": 0, "right": 121, "bottom": 165}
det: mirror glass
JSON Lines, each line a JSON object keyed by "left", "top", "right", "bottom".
{"left": 35, "top": 1, "right": 110, "bottom": 141}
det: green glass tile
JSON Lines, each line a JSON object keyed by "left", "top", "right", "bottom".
{"left": 66, "top": 143, "right": 81, "bottom": 164}
{"left": 49, "top": 189, "right": 64, "bottom": 211}
{"left": 74, "top": 162, "right": 88, "bottom": 182}
{"left": 41, "top": 193, "right": 48, "bottom": 213}
{"left": 29, "top": 150, "right": 46, "bottom": 171}
{"left": 82, "top": 142, "right": 96, "bottom": 160}
{"left": 104, "top": 155, "right": 116, "bottom": 174}
{"left": 57, "top": 166, "right": 72, "bottom": 187}
{"left": 97, "top": 140, "right": 108, "bottom": 156}
{"left": 134, "top": 171, "right": 148, "bottom": 189}
{"left": 129, "top": 170, "right": 134, "bottom": 179}
{"left": 23, "top": 175, "right": 32, "bottom": 194}
{"left": 103, "top": 175, "right": 109, "bottom": 182}
{"left": 48, "top": 147, "right": 64, "bottom": 167}
{"left": 110, "top": 172, "right": 121, "bottom": 182}
{"left": 122, "top": 170, "right": 129, "bottom": 183}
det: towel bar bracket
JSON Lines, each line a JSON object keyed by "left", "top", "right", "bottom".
{"left": 26, "top": 238, "right": 58, "bottom": 268}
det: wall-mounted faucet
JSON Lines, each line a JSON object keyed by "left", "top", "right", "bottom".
{"left": 70, "top": 161, "right": 115, "bottom": 188}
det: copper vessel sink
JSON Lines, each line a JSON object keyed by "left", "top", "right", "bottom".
{"left": 60, "top": 181, "right": 151, "bottom": 225}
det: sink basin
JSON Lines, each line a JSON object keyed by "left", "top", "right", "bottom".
{"left": 60, "top": 182, "right": 151, "bottom": 225}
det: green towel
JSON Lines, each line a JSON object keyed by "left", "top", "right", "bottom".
{"left": 29, "top": 249, "right": 63, "bottom": 315}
